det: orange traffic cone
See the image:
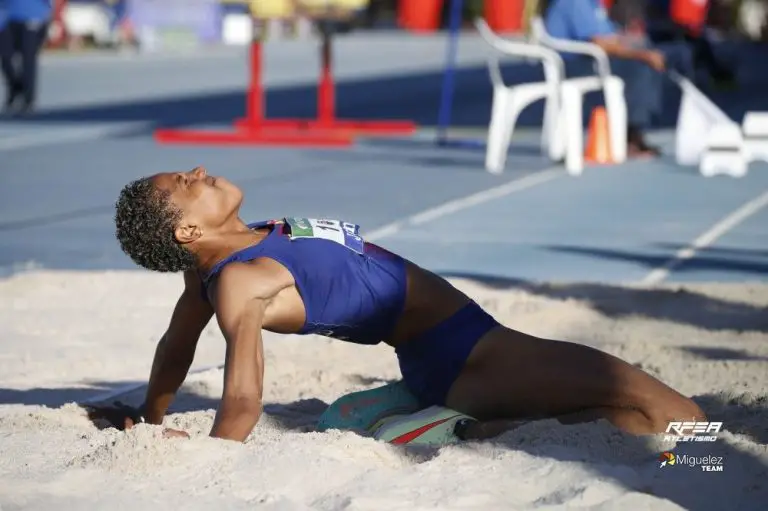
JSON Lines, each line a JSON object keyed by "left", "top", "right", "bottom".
{"left": 584, "top": 106, "right": 613, "bottom": 164}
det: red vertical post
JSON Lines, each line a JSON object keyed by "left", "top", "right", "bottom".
{"left": 317, "top": 32, "right": 335, "bottom": 127}
{"left": 245, "top": 21, "right": 264, "bottom": 129}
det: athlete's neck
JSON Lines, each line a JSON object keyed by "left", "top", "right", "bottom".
{"left": 193, "top": 218, "right": 270, "bottom": 274}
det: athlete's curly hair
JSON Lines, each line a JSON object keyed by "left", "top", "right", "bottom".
{"left": 114, "top": 177, "right": 197, "bottom": 272}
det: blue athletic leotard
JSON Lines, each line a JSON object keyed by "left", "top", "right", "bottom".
{"left": 201, "top": 218, "right": 407, "bottom": 345}
{"left": 201, "top": 217, "right": 499, "bottom": 407}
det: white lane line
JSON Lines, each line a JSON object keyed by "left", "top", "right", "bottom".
{"left": 0, "top": 123, "right": 148, "bottom": 152}
{"left": 365, "top": 168, "right": 562, "bottom": 242}
{"left": 79, "top": 167, "right": 561, "bottom": 405}
{"left": 641, "top": 188, "right": 768, "bottom": 285}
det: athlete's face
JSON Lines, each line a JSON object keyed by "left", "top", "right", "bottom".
{"left": 152, "top": 167, "right": 243, "bottom": 244}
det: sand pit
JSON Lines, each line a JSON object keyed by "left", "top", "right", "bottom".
{"left": 0, "top": 270, "right": 766, "bottom": 510}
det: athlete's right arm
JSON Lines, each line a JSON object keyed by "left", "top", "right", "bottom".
{"left": 142, "top": 270, "right": 214, "bottom": 424}
{"left": 208, "top": 261, "right": 289, "bottom": 442}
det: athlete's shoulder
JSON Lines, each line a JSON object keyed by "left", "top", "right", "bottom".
{"left": 213, "top": 258, "right": 292, "bottom": 303}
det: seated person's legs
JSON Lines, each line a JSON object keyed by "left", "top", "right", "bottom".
{"left": 608, "top": 56, "right": 664, "bottom": 156}
{"left": 654, "top": 40, "right": 695, "bottom": 79}
{"left": 545, "top": 0, "right": 682, "bottom": 157}
{"left": 646, "top": 20, "right": 735, "bottom": 83}
{"left": 686, "top": 32, "right": 736, "bottom": 84}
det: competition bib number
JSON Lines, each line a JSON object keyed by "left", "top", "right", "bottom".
{"left": 285, "top": 217, "right": 365, "bottom": 254}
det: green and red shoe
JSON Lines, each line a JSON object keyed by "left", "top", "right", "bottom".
{"left": 317, "top": 381, "right": 476, "bottom": 446}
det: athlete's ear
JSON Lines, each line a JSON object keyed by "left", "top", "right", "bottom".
{"left": 174, "top": 223, "right": 203, "bottom": 245}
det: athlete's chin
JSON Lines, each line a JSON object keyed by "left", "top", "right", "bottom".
{"left": 217, "top": 175, "right": 236, "bottom": 187}
{"left": 225, "top": 184, "right": 244, "bottom": 209}
{"left": 212, "top": 176, "right": 237, "bottom": 194}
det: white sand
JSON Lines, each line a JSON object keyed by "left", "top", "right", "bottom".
{"left": 0, "top": 271, "right": 766, "bottom": 511}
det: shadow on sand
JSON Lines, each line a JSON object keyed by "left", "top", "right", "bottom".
{"left": 2, "top": 255, "right": 767, "bottom": 509}
{"left": 466, "top": 392, "right": 768, "bottom": 511}
{"left": 0, "top": 372, "right": 397, "bottom": 433}
{"left": 2, "top": 380, "right": 765, "bottom": 510}
{"left": 0, "top": 380, "right": 328, "bottom": 433}
{"left": 440, "top": 270, "right": 768, "bottom": 333}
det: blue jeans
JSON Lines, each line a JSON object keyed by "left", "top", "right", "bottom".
{"left": 565, "top": 41, "right": 694, "bottom": 129}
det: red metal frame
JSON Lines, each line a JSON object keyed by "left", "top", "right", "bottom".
{"left": 154, "top": 27, "right": 418, "bottom": 147}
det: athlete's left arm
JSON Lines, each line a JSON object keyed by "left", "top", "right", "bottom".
{"left": 208, "top": 261, "right": 286, "bottom": 442}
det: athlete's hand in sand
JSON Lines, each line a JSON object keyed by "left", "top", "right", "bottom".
{"left": 162, "top": 428, "right": 190, "bottom": 439}
{"left": 85, "top": 401, "right": 145, "bottom": 430}
{"left": 86, "top": 401, "right": 190, "bottom": 439}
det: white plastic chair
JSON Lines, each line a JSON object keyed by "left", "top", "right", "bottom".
{"left": 474, "top": 18, "right": 564, "bottom": 174}
{"left": 700, "top": 124, "right": 747, "bottom": 178}
{"left": 742, "top": 112, "right": 768, "bottom": 164}
{"left": 529, "top": 17, "right": 627, "bottom": 175}
{"left": 672, "top": 72, "right": 765, "bottom": 177}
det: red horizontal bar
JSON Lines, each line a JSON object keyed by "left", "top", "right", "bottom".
{"left": 153, "top": 128, "right": 354, "bottom": 147}
{"left": 234, "top": 118, "right": 418, "bottom": 136}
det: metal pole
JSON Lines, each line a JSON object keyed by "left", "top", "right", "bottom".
{"left": 436, "top": 0, "right": 464, "bottom": 146}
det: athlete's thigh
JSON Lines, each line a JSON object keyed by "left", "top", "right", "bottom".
{"left": 444, "top": 326, "right": 684, "bottom": 421}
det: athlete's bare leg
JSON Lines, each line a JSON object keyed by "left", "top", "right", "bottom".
{"left": 445, "top": 327, "right": 706, "bottom": 435}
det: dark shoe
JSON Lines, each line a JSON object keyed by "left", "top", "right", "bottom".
{"left": 628, "top": 126, "right": 662, "bottom": 158}
{"left": 3, "top": 94, "right": 17, "bottom": 115}
{"left": 628, "top": 141, "right": 662, "bottom": 158}
{"left": 12, "top": 100, "right": 34, "bottom": 118}
{"left": 3, "top": 83, "right": 22, "bottom": 115}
